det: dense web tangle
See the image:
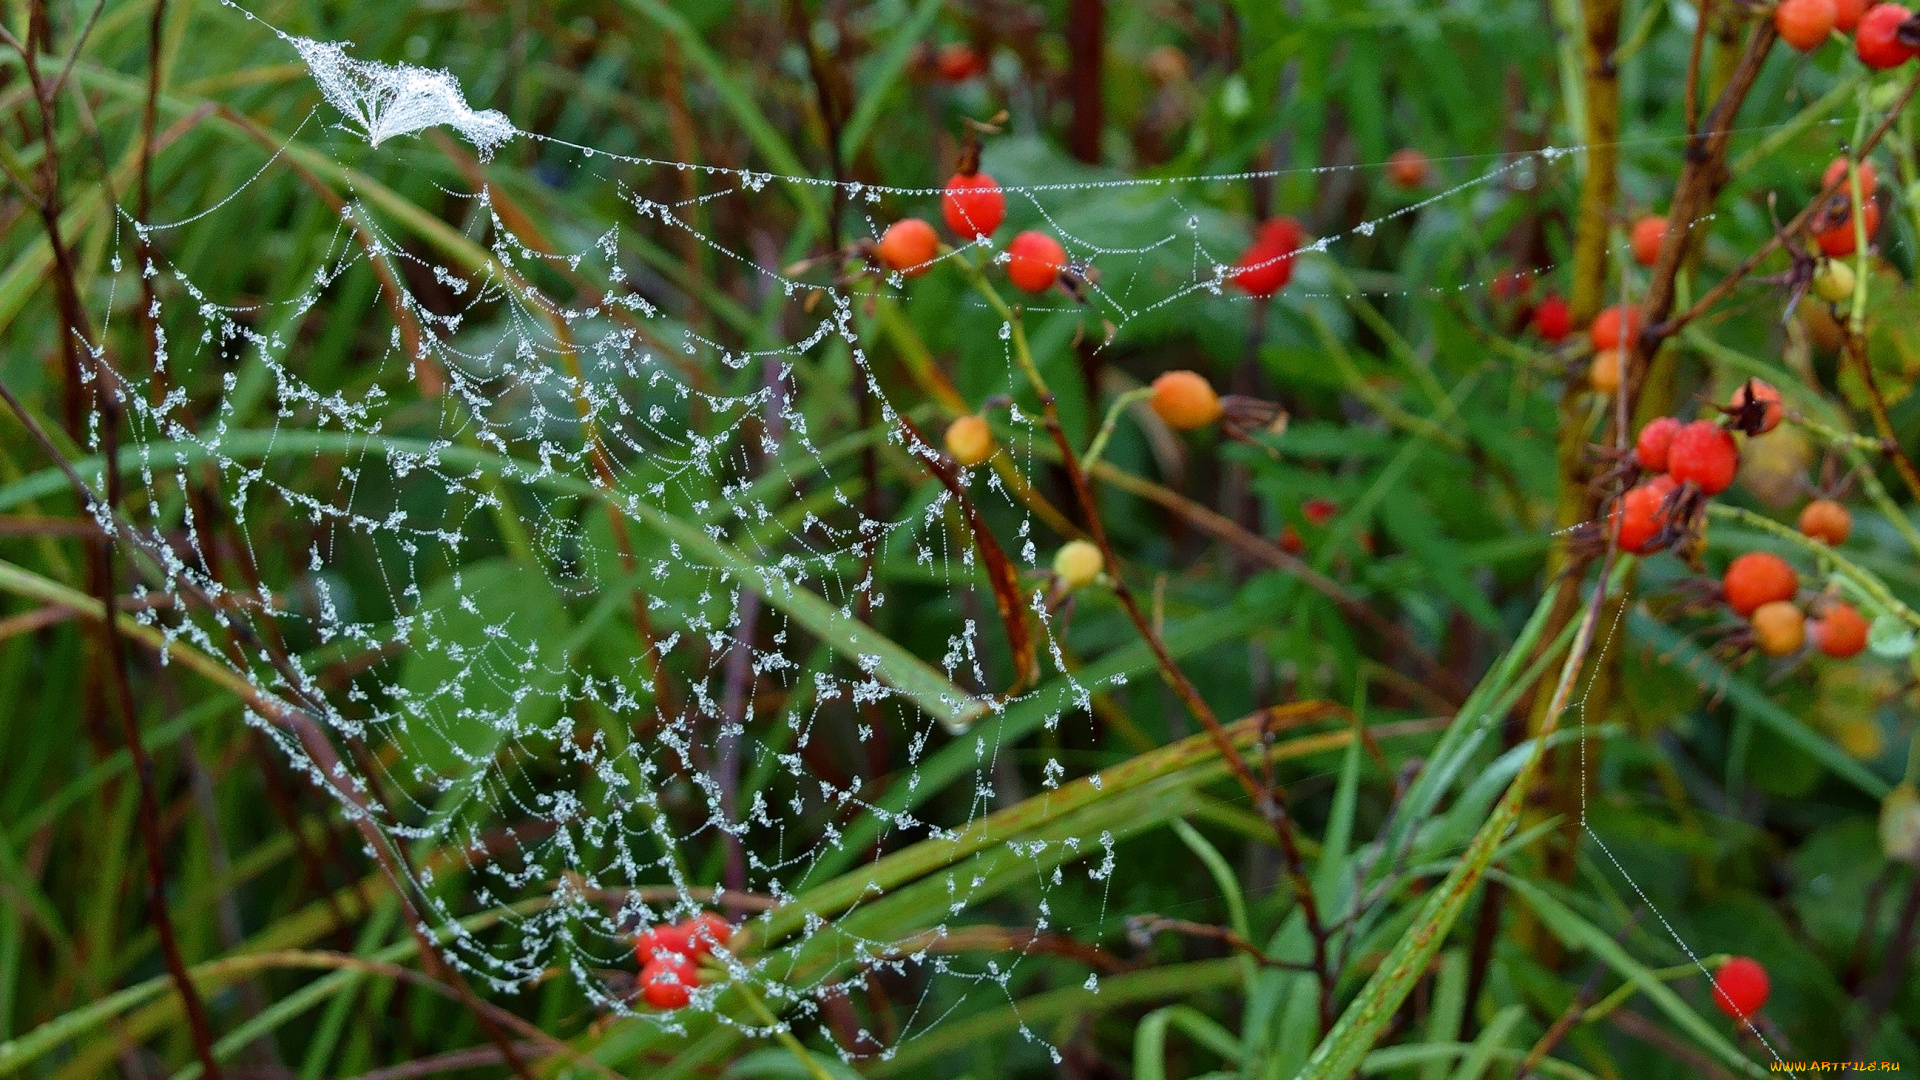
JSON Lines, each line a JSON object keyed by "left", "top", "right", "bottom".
{"left": 50, "top": 5, "right": 1846, "bottom": 1067}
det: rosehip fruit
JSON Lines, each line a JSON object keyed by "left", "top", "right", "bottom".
{"left": 935, "top": 42, "right": 987, "bottom": 82}
{"left": 1798, "top": 498, "right": 1852, "bottom": 544}
{"left": 1531, "top": 293, "right": 1573, "bottom": 341}
{"left": 1613, "top": 475, "right": 1679, "bottom": 554}
{"left": 1823, "top": 156, "right": 1879, "bottom": 199}
{"left": 1777, "top": 0, "right": 1839, "bottom": 50}
{"left": 1386, "top": 148, "right": 1431, "bottom": 189}
{"left": 641, "top": 955, "right": 698, "bottom": 1010}
{"left": 1303, "top": 497, "right": 1339, "bottom": 525}
{"left": 1729, "top": 378, "right": 1785, "bottom": 434}
{"left": 1150, "top": 370, "right": 1223, "bottom": 430}
{"left": 1053, "top": 539, "right": 1104, "bottom": 589}
{"left": 942, "top": 172, "right": 1005, "bottom": 239}
{"left": 1753, "top": 601, "right": 1808, "bottom": 656}
{"left": 1711, "top": 956, "right": 1772, "bottom": 1020}
{"left": 635, "top": 923, "right": 692, "bottom": 965}
{"left": 1231, "top": 217, "right": 1306, "bottom": 297}
{"left": 877, "top": 218, "right": 939, "bottom": 276}
{"left": 1005, "top": 230, "right": 1066, "bottom": 293}
{"left": 1636, "top": 416, "right": 1681, "bottom": 471}
{"left": 944, "top": 414, "right": 994, "bottom": 466}
{"left": 1812, "top": 600, "right": 1870, "bottom": 657}
{"left": 1856, "top": 2, "right": 1917, "bottom": 68}
{"left": 683, "top": 912, "right": 734, "bottom": 955}
{"left": 1835, "top": 0, "right": 1870, "bottom": 32}
{"left": 1815, "top": 199, "right": 1880, "bottom": 257}
{"left": 1630, "top": 215, "right": 1668, "bottom": 266}
{"left": 1667, "top": 420, "right": 1739, "bottom": 495}
{"left": 1279, "top": 524, "right": 1305, "bottom": 554}
{"left": 1589, "top": 348, "right": 1622, "bottom": 395}
{"left": 1724, "top": 551, "right": 1800, "bottom": 616}
{"left": 1590, "top": 304, "right": 1638, "bottom": 351}
{"left": 1813, "top": 258, "right": 1856, "bottom": 303}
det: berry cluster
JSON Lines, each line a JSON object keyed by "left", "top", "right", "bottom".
{"left": 874, "top": 161, "right": 1069, "bottom": 296}
{"left": 1616, "top": 379, "right": 1869, "bottom": 661}
{"left": 633, "top": 912, "right": 732, "bottom": 1010}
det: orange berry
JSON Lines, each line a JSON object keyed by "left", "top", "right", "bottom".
{"left": 683, "top": 912, "right": 733, "bottom": 956}
{"left": 942, "top": 172, "right": 1005, "bottom": 239}
{"left": 1724, "top": 551, "right": 1800, "bottom": 616}
{"left": 1812, "top": 600, "right": 1870, "bottom": 657}
{"left": 1005, "top": 230, "right": 1066, "bottom": 293}
{"left": 877, "top": 218, "right": 939, "bottom": 276}
{"left": 1386, "top": 148, "right": 1431, "bottom": 189}
{"left": 1752, "top": 600, "right": 1807, "bottom": 657}
{"left": 1798, "top": 498, "right": 1852, "bottom": 545}
{"left": 1589, "top": 348, "right": 1622, "bottom": 395}
{"left": 1835, "top": 0, "right": 1870, "bottom": 32}
{"left": 1636, "top": 416, "right": 1681, "bottom": 471}
{"left": 1613, "top": 475, "right": 1678, "bottom": 554}
{"left": 944, "top": 414, "right": 994, "bottom": 466}
{"left": 1150, "top": 370, "right": 1222, "bottom": 431}
{"left": 1630, "top": 215, "right": 1668, "bottom": 266}
{"left": 1776, "top": 0, "right": 1839, "bottom": 50}
{"left": 1590, "top": 304, "right": 1638, "bottom": 351}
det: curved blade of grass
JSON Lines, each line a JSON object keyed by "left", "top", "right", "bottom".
{"left": 1136, "top": 1004, "right": 1245, "bottom": 1080}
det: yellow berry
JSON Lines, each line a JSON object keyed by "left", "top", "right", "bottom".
{"left": 1052, "top": 540, "right": 1104, "bottom": 589}
{"left": 1813, "top": 258, "right": 1855, "bottom": 304}
{"left": 1150, "top": 370, "right": 1222, "bottom": 431}
{"left": 1751, "top": 600, "right": 1806, "bottom": 657}
{"left": 1589, "top": 348, "right": 1621, "bottom": 395}
{"left": 944, "top": 415, "right": 994, "bottom": 466}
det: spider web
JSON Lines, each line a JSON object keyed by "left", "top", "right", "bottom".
{"left": 56, "top": 6, "right": 1840, "bottom": 1069}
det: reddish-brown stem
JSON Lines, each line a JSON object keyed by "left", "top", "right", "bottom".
{"left": 1035, "top": 394, "right": 1336, "bottom": 1030}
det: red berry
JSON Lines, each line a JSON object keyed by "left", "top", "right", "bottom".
{"left": 877, "top": 218, "right": 939, "bottom": 277}
{"left": 1729, "top": 378, "right": 1785, "bottom": 434}
{"left": 1279, "top": 524, "right": 1305, "bottom": 554}
{"left": 1856, "top": 2, "right": 1916, "bottom": 67}
{"left": 635, "top": 924, "right": 692, "bottom": 966}
{"left": 1812, "top": 600, "right": 1870, "bottom": 657}
{"left": 1636, "top": 416, "right": 1681, "bottom": 471}
{"left": 641, "top": 955, "right": 698, "bottom": 1010}
{"left": 1815, "top": 199, "right": 1880, "bottom": 257}
{"left": 1710, "top": 956, "right": 1772, "bottom": 1019}
{"left": 942, "top": 172, "right": 1005, "bottom": 239}
{"left": 1614, "top": 475, "right": 1679, "bottom": 554}
{"left": 1231, "top": 217, "right": 1306, "bottom": 297}
{"left": 1836, "top": 0, "right": 1871, "bottom": 31}
{"left": 1491, "top": 270, "right": 1534, "bottom": 304}
{"left": 683, "top": 912, "right": 734, "bottom": 955}
{"left": 1531, "top": 294, "right": 1573, "bottom": 341}
{"left": 935, "top": 43, "right": 987, "bottom": 82}
{"left": 1386, "top": 148, "right": 1431, "bottom": 189}
{"left": 1777, "top": 0, "right": 1840, "bottom": 49}
{"left": 1303, "top": 498, "right": 1339, "bottom": 525}
{"left": 1823, "top": 156, "right": 1880, "bottom": 198}
{"left": 1630, "top": 215, "right": 1669, "bottom": 266}
{"left": 1798, "top": 498, "right": 1852, "bottom": 544}
{"left": 1590, "top": 304, "right": 1638, "bottom": 351}
{"left": 1667, "top": 420, "right": 1739, "bottom": 495}
{"left": 1724, "top": 551, "right": 1800, "bottom": 616}
{"left": 1006, "top": 230, "right": 1066, "bottom": 293}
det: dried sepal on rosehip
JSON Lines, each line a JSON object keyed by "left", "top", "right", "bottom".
{"left": 1723, "top": 377, "right": 1785, "bottom": 436}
